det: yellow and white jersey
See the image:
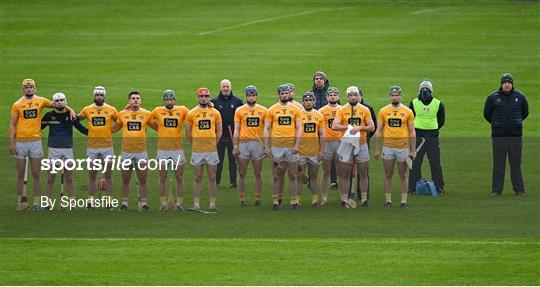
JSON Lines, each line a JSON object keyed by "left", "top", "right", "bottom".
{"left": 152, "top": 105, "right": 189, "bottom": 150}
{"left": 377, "top": 104, "right": 415, "bottom": 148}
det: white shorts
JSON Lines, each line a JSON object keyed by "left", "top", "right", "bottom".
{"left": 339, "top": 143, "right": 370, "bottom": 163}
{"left": 157, "top": 149, "right": 186, "bottom": 168}
{"left": 48, "top": 147, "right": 74, "bottom": 160}
{"left": 299, "top": 155, "right": 321, "bottom": 166}
{"left": 322, "top": 141, "right": 340, "bottom": 160}
{"left": 272, "top": 147, "right": 299, "bottom": 163}
{"left": 86, "top": 147, "right": 114, "bottom": 160}
{"left": 239, "top": 141, "right": 264, "bottom": 160}
{"left": 15, "top": 140, "right": 43, "bottom": 159}
{"left": 121, "top": 151, "right": 149, "bottom": 164}
{"left": 190, "top": 151, "right": 219, "bottom": 166}
{"left": 382, "top": 146, "right": 409, "bottom": 162}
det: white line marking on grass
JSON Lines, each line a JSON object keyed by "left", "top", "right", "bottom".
{"left": 198, "top": 7, "right": 350, "bottom": 36}
{"left": 3, "top": 238, "right": 538, "bottom": 245}
{"left": 410, "top": 8, "right": 447, "bottom": 15}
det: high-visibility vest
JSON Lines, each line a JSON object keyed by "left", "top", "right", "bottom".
{"left": 412, "top": 98, "right": 440, "bottom": 130}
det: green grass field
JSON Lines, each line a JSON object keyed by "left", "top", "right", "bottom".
{"left": 1, "top": 0, "right": 539, "bottom": 285}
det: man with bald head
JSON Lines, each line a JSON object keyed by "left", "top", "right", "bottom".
{"left": 211, "top": 79, "right": 243, "bottom": 189}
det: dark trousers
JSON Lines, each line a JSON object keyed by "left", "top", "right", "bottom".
{"left": 409, "top": 136, "right": 444, "bottom": 191}
{"left": 216, "top": 136, "right": 237, "bottom": 186}
{"left": 492, "top": 137, "right": 524, "bottom": 194}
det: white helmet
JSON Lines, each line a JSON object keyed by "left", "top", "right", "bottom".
{"left": 93, "top": 86, "right": 106, "bottom": 96}
{"left": 346, "top": 86, "right": 360, "bottom": 95}
{"left": 52, "top": 92, "right": 67, "bottom": 103}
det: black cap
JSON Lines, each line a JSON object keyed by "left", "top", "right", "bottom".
{"left": 500, "top": 73, "right": 513, "bottom": 84}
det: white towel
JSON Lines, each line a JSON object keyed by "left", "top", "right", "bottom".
{"left": 337, "top": 125, "right": 361, "bottom": 162}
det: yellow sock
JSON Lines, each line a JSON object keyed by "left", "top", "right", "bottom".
{"left": 33, "top": 196, "right": 39, "bottom": 205}
{"left": 239, "top": 193, "right": 245, "bottom": 202}
{"left": 160, "top": 196, "right": 166, "bottom": 204}
{"left": 272, "top": 194, "right": 279, "bottom": 205}
{"left": 401, "top": 193, "right": 407, "bottom": 203}
{"left": 361, "top": 193, "right": 368, "bottom": 202}
{"left": 194, "top": 197, "right": 200, "bottom": 206}
{"left": 385, "top": 193, "right": 392, "bottom": 203}
{"left": 209, "top": 197, "right": 216, "bottom": 206}
{"left": 340, "top": 194, "right": 348, "bottom": 202}
{"left": 311, "top": 194, "right": 319, "bottom": 204}
{"left": 177, "top": 197, "right": 183, "bottom": 206}
{"left": 255, "top": 193, "right": 261, "bottom": 201}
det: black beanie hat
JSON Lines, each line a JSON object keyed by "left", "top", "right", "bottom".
{"left": 500, "top": 73, "right": 513, "bottom": 84}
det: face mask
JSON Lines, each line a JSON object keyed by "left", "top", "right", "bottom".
{"left": 419, "top": 90, "right": 432, "bottom": 101}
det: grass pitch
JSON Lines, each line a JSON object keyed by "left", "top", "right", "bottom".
{"left": 1, "top": 0, "right": 539, "bottom": 285}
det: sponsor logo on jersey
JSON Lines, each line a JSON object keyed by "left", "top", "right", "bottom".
{"left": 92, "top": 117, "right": 106, "bottom": 126}
{"left": 164, "top": 118, "right": 178, "bottom": 128}
{"left": 278, "top": 116, "right": 292, "bottom": 125}
{"left": 246, "top": 117, "right": 260, "bottom": 127}
{"left": 388, "top": 118, "right": 402, "bottom": 127}
{"left": 127, "top": 121, "right": 142, "bottom": 131}
{"left": 198, "top": 119, "right": 211, "bottom": 130}
{"left": 23, "top": 109, "right": 37, "bottom": 119}
{"left": 304, "top": 123, "right": 316, "bottom": 133}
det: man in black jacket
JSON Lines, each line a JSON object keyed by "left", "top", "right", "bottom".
{"left": 484, "top": 73, "right": 528, "bottom": 197}
{"left": 408, "top": 79, "right": 446, "bottom": 195}
{"left": 211, "top": 79, "right": 243, "bottom": 189}
{"left": 312, "top": 71, "right": 329, "bottom": 110}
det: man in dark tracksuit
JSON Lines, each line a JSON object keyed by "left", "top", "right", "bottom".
{"left": 311, "top": 71, "right": 339, "bottom": 189}
{"left": 408, "top": 79, "right": 446, "bottom": 195}
{"left": 41, "top": 92, "right": 88, "bottom": 209}
{"left": 483, "top": 73, "right": 528, "bottom": 196}
{"left": 211, "top": 79, "right": 243, "bottom": 189}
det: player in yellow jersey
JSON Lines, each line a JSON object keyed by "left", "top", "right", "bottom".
{"left": 332, "top": 86, "right": 374, "bottom": 208}
{"left": 297, "top": 91, "right": 326, "bottom": 207}
{"left": 264, "top": 84, "right": 302, "bottom": 211}
{"left": 112, "top": 91, "right": 156, "bottom": 212}
{"left": 318, "top": 87, "right": 342, "bottom": 205}
{"left": 186, "top": 88, "right": 222, "bottom": 212}
{"left": 373, "top": 86, "right": 416, "bottom": 208}
{"left": 78, "top": 86, "right": 118, "bottom": 210}
{"left": 152, "top": 89, "right": 189, "bottom": 211}
{"left": 232, "top": 85, "right": 267, "bottom": 207}
{"left": 9, "top": 79, "right": 76, "bottom": 211}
